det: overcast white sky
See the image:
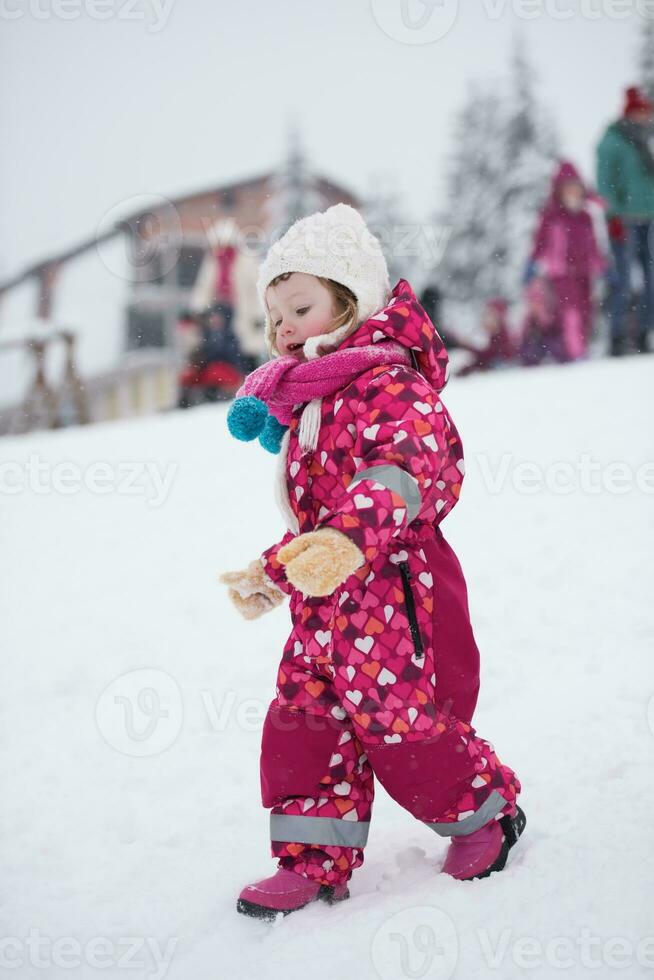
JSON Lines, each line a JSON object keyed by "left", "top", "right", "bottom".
{"left": 0, "top": 0, "right": 642, "bottom": 284}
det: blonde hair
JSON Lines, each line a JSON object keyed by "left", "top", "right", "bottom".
{"left": 265, "top": 272, "right": 358, "bottom": 356}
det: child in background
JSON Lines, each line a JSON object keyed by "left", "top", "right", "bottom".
{"left": 456, "top": 297, "right": 516, "bottom": 376}
{"left": 518, "top": 277, "right": 566, "bottom": 366}
{"left": 219, "top": 204, "right": 525, "bottom": 921}
{"left": 525, "top": 161, "right": 605, "bottom": 361}
{"left": 177, "top": 304, "right": 245, "bottom": 407}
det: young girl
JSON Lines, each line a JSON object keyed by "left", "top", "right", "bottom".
{"left": 220, "top": 204, "right": 525, "bottom": 921}
{"left": 525, "top": 160, "right": 605, "bottom": 361}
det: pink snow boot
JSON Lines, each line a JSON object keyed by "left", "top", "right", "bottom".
{"left": 237, "top": 868, "right": 350, "bottom": 921}
{"left": 441, "top": 804, "right": 527, "bottom": 881}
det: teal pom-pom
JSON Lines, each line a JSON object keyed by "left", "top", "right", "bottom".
{"left": 259, "top": 415, "right": 287, "bottom": 454}
{"left": 227, "top": 396, "right": 268, "bottom": 442}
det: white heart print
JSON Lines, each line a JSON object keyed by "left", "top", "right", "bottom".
{"left": 413, "top": 401, "right": 432, "bottom": 415}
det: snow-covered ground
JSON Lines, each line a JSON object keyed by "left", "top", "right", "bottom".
{"left": 2, "top": 355, "right": 653, "bottom": 980}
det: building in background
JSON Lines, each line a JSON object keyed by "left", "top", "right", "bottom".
{"left": 0, "top": 157, "right": 359, "bottom": 436}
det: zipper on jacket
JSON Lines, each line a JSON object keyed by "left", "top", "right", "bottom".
{"left": 398, "top": 560, "right": 425, "bottom": 660}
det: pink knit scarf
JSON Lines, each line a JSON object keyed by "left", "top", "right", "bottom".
{"left": 236, "top": 342, "right": 410, "bottom": 425}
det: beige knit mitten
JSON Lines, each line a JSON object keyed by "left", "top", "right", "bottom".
{"left": 219, "top": 559, "right": 286, "bottom": 621}
{"left": 277, "top": 526, "right": 365, "bottom": 597}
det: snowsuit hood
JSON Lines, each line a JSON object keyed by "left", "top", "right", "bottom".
{"left": 333, "top": 278, "right": 451, "bottom": 394}
{"left": 547, "top": 161, "right": 587, "bottom": 209}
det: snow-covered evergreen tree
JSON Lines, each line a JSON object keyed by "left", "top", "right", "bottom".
{"left": 638, "top": 17, "right": 654, "bottom": 103}
{"left": 438, "top": 41, "right": 559, "bottom": 308}
{"left": 264, "top": 120, "right": 325, "bottom": 243}
{"left": 362, "top": 171, "right": 411, "bottom": 286}
{"left": 499, "top": 46, "right": 559, "bottom": 297}
{"left": 437, "top": 82, "right": 508, "bottom": 305}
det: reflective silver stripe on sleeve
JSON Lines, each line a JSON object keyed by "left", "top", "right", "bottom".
{"left": 423, "top": 789, "right": 508, "bottom": 837}
{"left": 348, "top": 464, "right": 421, "bottom": 522}
{"left": 270, "top": 813, "right": 370, "bottom": 848}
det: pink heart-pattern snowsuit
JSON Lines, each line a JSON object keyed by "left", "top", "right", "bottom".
{"left": 258, "top": 279, "right": 521, "bottom": 886}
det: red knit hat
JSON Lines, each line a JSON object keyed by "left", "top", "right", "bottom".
{"left": 487, "top": 297, "right": 508, "bottom": 316}
{"left": 623, "top": 85, "right": 653, "bottom": 116}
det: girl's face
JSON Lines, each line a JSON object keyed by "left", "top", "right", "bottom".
{"left": 483, "top": 308, "right": 500, "bottom": 334}
{"left": 266, "top": 272, "right": 340, "bottom": 360}
{"left": 559, "top": 180, "right": 584, "bottom": 212}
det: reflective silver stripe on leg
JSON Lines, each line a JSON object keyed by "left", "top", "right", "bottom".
{"left": 348, "top": 464, "right": 421, "bottom": 522}
{"left": 424, "top": 790, "right": 508, "bottom": 837}
{"left": 270, "top": 814, "right": 370, "bottom": 848}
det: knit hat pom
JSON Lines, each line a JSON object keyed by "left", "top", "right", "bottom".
{"left": 259, "top": 414, "right": 287, "bottom": 454}
{"left": 624, "top": 85, "right": 653, "bottom": 115}
{"left": 226, "top": 395, "right": 269, "bottom": 442}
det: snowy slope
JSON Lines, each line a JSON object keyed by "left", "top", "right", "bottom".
{"left": 2, "top": 356, "right": 653, "bottom": 980}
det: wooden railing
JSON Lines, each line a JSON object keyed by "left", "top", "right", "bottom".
{"left": 0, "top": 333, "right": 179, "bottom": 437}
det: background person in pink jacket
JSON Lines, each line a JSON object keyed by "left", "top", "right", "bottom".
{"left": 524, "top": 160, "right": 606, "bottom": 362}
{"left": 219, "top": 204, "right": 525, "bottom": 921}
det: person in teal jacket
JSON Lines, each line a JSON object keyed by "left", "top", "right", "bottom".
{"left": 597, "top": 85, "right": 654, "bottom": 355}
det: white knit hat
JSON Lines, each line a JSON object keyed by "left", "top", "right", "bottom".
{"left": 257, "top": 203, "right": 391, "bottom": 358}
